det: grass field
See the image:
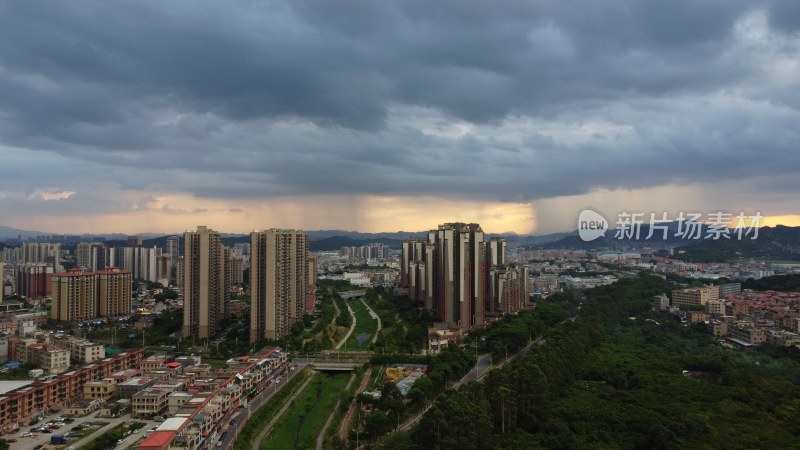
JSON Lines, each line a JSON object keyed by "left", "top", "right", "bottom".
{"left": 344, "top": 299, "right": 378, "bottom": 350}
{"left": 233, "top": 368, "right": 312, "bottom": 450}
{"left": 261, "top": 372, "right": 351, "bottom": 450}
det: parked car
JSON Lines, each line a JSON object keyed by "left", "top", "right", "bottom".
{"left": 21, "top": 432, "right": 33, "bottom": 437}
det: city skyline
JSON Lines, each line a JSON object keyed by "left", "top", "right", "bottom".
{"left": 1, "top": 1, "right": 799, "bottom": 235}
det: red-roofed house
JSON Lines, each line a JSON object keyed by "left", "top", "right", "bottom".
{"left": 138, "top": 430, "right": 176, "bottom": 450}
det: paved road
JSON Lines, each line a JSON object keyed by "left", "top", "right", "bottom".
{"left": 458, "top": 353, "right": 493, "bottom": 385}
{"left": 220, "top": 362, "right": 307, "bottom": 450}
{"left": 335, "top": 303, "right": 357, "bottom": 350}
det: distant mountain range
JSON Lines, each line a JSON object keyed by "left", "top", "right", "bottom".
{"left": 525, "top": 224, "right": 800, "bottom": 262}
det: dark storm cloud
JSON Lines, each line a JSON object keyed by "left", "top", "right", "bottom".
{"left": 0, "top": 0, "right": 798, "bottom": 208}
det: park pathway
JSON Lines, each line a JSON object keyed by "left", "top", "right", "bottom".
{"left": 335, "top": 303, "right": 357, "bottom": 350}
{"left": 360, "top": 298, "right": 382, "bottom": 344}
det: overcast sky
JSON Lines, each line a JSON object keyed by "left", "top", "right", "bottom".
{"left": 1, "top": 0, "right": 798, "bottom": 234}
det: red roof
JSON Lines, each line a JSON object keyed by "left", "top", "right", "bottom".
{"left": 138, "top": 431, "right": 176, "bottom": 450}
{"left": 165, "top": 362, "right": 182, "bottom": 368}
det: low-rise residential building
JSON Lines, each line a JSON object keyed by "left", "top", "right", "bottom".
{"left": 132, "top": 388, "right": 170, "bottom": 418}
{"left": 63, "top": 398, "right": 105, "bottom": 417}
{"left": 15, "top": 338, "right": 39, "bottom": 363}
{"left": 767, "top": 330, "right": 800, "bottom": 347}
{"left": 706, "top": 299, "right": 726, "bottom": 316}
{"left": 730, "top": 326, "right": 767, "bottom": 346}
{"left": 672, "top": 285, "right": 720, "bottom": 308}
{"left": 728, "top": 301, "right": 749, "bottom": 317}
{"left": 710, "top": 321, "right": 728, "bottom": 337}
{"left": 32, "top": 347, "right": 70, "bottom": 374}
{"left": 167, "top": 392, "right": 193, "bottom": 415}
{"left": 151, "top": 379, "right": 184, "bottom": 394}
{"left": 84, "top": 378, "right": 117, "bottom": 401}
{"left": 174, "top": 355, "right": 201, "bottom": 368}
{"left": 141, "top": 355, "right": 168, "bottom": 372}
{"left": 118, "top": 377, "right": 156, "bottom": 399}
{"left": 427, "top": 327, "right": 463, "bottom": 354}
{"left": 51, "top": 336, "right": 105, "bottom": 364}
{"left": 138, "top": 347, "right": 287, "bottom": 450}
{"left": 652, "top": 293, "right": 670, "bottom": 311}
{"left": 0, "top": 349, "right": 143, "bottom": 434}
{"left": 689, "top": 311, "right": 711, "bottom": 323}
{"left": 183, "top": 364, "right": 213, "bottom": 377}
{"left": 107, "top": 368, "right": 142, "bottom": 383}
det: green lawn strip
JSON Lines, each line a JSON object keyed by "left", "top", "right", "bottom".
{"left": 262, "top": 373, "right": 351, "bottom": 450}
{"left": 345, "top": 300, "right": 377, "bottom": 350}
{"left": 77, "top": 421, "right": 146, "bottom": 450}
{"left": 323, "top": 371, "right": 360, "bottom": 448}
{"left": 233, "top": 368, "right": 312, "bottom": 450}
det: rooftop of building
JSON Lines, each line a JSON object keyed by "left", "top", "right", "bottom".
{"left": 156, "top": 417, "right": 188, "bottom": 432}
{"left": 119, "top": 377, "right": 153, "bottom": 386}
{"left": 138, "top": 430, "right": 177, "bottom": 449}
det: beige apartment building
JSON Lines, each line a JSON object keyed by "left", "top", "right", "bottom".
{"left": 83, "top": 378, "right": 117, "bottom": 401}
{"left": 250, "top": 229, "right": 309, "bottom": 341}
{"left": 705, "top": 299, "right": 726, "bottom": 316}
{"left": 51, "top": 268, "right": 132, "bottom": 321}
{"left": 52, "top": 336, "right": 105, "bottom": 364}
{"left": 731, "top": 326, "right": 766, "bottom": 345}
{"left": 51, "top": 269, "right": 97, "bottom": 321}
{"left": 97, "top": 267, "right": 132, "bottom": 317}
{"left": 32, "top": 347, "right": 71, "bottom": 374}
{"left": 672, "top": 285, "right": 720, "bottom": 308}
{"left": 183, "top": 226, "right": 227, "bottom": 339}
